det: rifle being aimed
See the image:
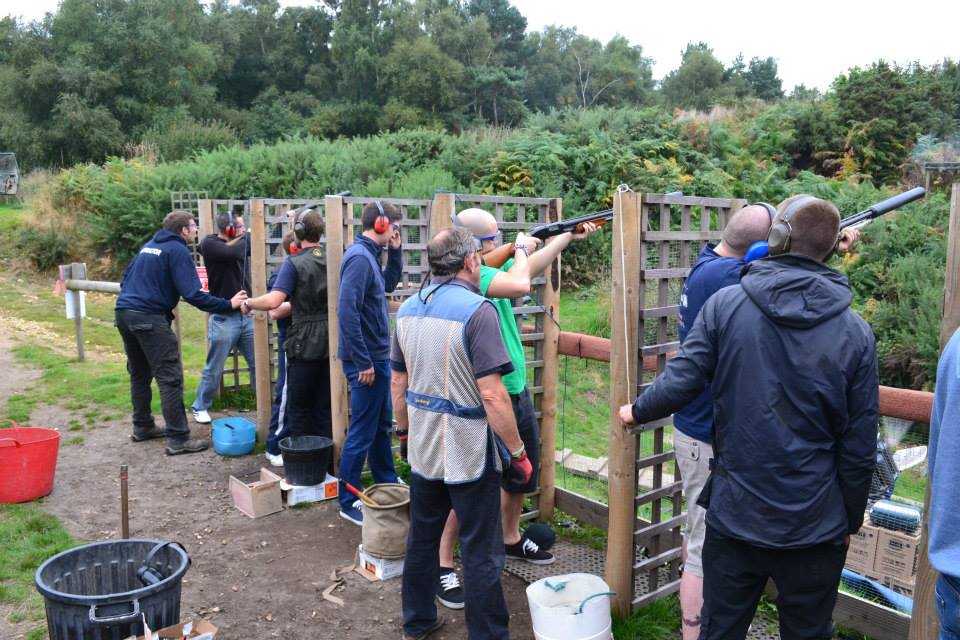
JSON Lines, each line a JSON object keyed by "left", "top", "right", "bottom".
{"left": 482, "top": 191, "right": 683, "bottom": 269}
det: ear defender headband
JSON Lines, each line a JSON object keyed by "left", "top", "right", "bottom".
{"left": 767, "top": 196, "right": 818, "bottom": 257}
{"left": 373, "top": 200, "right": 391, "bottom": 234}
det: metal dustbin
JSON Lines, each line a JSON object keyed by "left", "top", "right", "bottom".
{"left": 35, "top": 539, "right": 190, "bottom": 640}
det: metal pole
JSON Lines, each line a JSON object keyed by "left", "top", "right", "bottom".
{"left": 120, "top": 464, "right": 129, "bottom": 538}
{"left": 70, "top": 263, "right": 87, "bottom": 362}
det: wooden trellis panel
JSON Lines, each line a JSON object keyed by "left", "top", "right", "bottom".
{"left": 451, "top": 193, "right": 562, "bottom": 521}
{"left": 606, "top": 191, "right": 745, "bottom": 613}
{"left": 171, "top": 191, "right": 208, "bottom": 265}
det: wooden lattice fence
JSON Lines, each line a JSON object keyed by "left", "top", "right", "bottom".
{"left": 606, "top": 189, "right": 745, "bottom": 613}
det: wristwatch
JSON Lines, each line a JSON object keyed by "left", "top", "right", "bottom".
{"left": 515, "top": 245, "right": 530, "bottom": 257}
{"left": 510, "top": 444, "right": 526, "bottom": 459}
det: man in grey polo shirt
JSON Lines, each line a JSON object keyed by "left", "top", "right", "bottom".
{"left": 393, "top": 228, "right": 531, "bottom": 640}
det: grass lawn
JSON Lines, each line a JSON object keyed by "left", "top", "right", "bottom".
{"left": 0, "top": 503, "right": 77, "bottom": 640}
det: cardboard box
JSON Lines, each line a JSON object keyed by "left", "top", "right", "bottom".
{"left": 845, "top": 522, "right": 880, "bottom": 575}
{"left": 229, "top": 468, "right": 283, "bottom": 519}
{"left": 280, "top": 473, "right": 339, "bottom": 507}
{"left": 880, "top": 575, "right": 915, "bottom": 598}
{"left": 357, "top": 544, "right": 404, "bottom": 581}
{"left": 132, "top": 619, "right": 218, "bottom": 640}
{"left": 875, "top": 527, "right": 921, "bottom": 580}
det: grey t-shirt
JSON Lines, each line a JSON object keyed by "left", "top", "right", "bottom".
{"left": 390, "top": 278, "right": 514, "bottom": 380}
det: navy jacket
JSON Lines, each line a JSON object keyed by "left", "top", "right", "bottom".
{"left": 116, "top": 230, "right": 232, "bottom": 318}
{"left": 674, "top": 245, "right": 744, "bottom": 443}
{"left": 337, "top": 235, "right": 401, "bottom": 368}
{"left": 633, "top": 255, "right": 878, "bottom": 548}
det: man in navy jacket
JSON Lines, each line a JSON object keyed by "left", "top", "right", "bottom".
{"left": 116, "top": 210, "right": 247, "bottom": 455}
{"left": 621, "top": 196, "right": 878, "bottom": 640}
{"left": 336, "top": 201, "right": 403, "bottom": 525}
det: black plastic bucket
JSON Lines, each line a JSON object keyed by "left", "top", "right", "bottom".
{"left": 279, "top": 435, "right": 333, "bottom": 486}
{"left": 35, "top": 539, "right": 190, "bottom": 640}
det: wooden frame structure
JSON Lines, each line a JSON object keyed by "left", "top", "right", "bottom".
{"left": 200, "top": 193, "right": 561, "bottom": 516}
{"left": 605, "top": 189, "right": 746, "bottom": 613}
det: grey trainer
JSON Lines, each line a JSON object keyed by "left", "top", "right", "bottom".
{"left": 165, "top": 438, "right": 210, "bottom": 456}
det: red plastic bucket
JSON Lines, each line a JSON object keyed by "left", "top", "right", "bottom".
{"left": 0, "top": 424, "right": 60, "bottom": 503}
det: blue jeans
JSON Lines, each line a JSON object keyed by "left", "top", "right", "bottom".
{"left": 266, "top": 329, "right": 287, "bottom": 455}
{"left": 192, "top": 312, "right": 255, "bottom": 412}
{"left": 402, "top": 449, "right": 508, "bottom": 640}
{"left": 338, "top": 360, "right": 397, "bottom": 509}
{"left": 938, "top": 574, "right": 960, "bottom": 640}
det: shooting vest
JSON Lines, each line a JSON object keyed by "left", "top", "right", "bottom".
{"left": 396, "top": 281, "right": 502, "bottom": 484}
{"left": 285, "top": 247, "right": 329, "bottom": 362}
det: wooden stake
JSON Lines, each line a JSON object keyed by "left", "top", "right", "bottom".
{"left": 538, "top": 197, "right": 562, "bottom": 521}
{"left": 249, "top": 199, "right": 271, "bottom": 443}
{"left": 325, "top": 195, "right": 348, "bottom": 470}
{"left": 604, "top": 190, "right": 641, "bottom": 616}
{"left": 910, "top": 182, "right": 960, "bottom": 640}
{"left": 120, "top": 464, "right": 129, "bottom": 539}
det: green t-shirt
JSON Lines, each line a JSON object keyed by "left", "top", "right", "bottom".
{"left": 479, "top": 259, "right": 526, "bottom": 395}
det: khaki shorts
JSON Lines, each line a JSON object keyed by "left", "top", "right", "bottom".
{"left": 674, "top": 429, "right": 713, "bottom": 577}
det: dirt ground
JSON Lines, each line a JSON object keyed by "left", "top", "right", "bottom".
{"left": 0, "top": 335, "right": 536, "bottom": 640}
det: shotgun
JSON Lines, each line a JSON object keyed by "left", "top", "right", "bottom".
{"left": 744, "top": 187, "right": 927, "bottom": 262}
{"left": 482, "top": 193, "right": 683, "bottom": 269}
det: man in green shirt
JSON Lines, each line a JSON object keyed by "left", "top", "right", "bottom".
{"left": 432, "top": 207, "right": 598, "bottom": 610}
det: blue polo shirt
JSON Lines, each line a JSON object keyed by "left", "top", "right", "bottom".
{"left": 673, "top": 244, "right": 744, "bottom": 443}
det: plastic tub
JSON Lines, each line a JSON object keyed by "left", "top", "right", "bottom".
{"left": 35, "top": 539, "right": 190, "bottom": 640}
{"left": 0, "top": 425, "right": 60, "bottom": 503}
{"left": 211, "top": 417, "right": 256, "bottom": 456}
{"left": 279, "top": 435, "right": 333, "bottom": 486}
{"left": 526, "top": 573, "right": 613, "bottom": 640}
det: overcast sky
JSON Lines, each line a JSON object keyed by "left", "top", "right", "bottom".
{"left": 6, "top": 0, "right": 958, "bottom": 91}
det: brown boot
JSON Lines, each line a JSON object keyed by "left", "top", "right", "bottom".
{"left": 165, "top": 438, "right": 210, "bottom": 456}
{"left": 131, "top": 426, "right": 166, "bottom": 442}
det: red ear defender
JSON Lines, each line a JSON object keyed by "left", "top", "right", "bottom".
{"left": 373, "top": 200, "right": 391, "bottom": 234}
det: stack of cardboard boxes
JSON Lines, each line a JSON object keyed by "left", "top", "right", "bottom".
{"left": 845, "top": 515, "right": 921, "bottom": 597}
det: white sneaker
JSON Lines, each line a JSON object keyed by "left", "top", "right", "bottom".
{"left": 192, "top": 409, "right": 212, "bottom": 424}
{"left": 265, "top": 452, "right": 284, "bottom": 467}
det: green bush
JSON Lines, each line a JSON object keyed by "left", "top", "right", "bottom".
{"left": 143, "top": 117, "right": 239, "bottom": 162}
{"left": 20, "top": 227, "right": 69, "bottom": 272}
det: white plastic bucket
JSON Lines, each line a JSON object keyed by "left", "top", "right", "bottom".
{"left": 526, "top": 573, "right": 613, "bottom": 640}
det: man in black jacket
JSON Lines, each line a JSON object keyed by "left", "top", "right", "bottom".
{"left": 116, "top": 211, "right": 247, "bottom": 455}
{"left": 190, "top": 211, "right": 254, "bottom": 425}
{"left": 620, "top": 195, "right": 878, "bottom": 640}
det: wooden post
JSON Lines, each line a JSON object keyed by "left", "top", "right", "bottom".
{"left": 197, "top": 199, "right": 214, "bottom": 239}
{"left": 605, "top": 189, "right": 642, "bottom": 616}
{"left": 429, "top": 192, "right": 455, "bottom": 237}
{"left": 538, "top": 197, "right": 562, "bottom": 521}
{"left": 911, "top": 182, "right": 960, "bottom": 640}
{"left": 69, "top": 262, "right": 87, "bottom": 361}
{"left": 249, "top": 199, "right": 271, "bottom": 443}
{"left": 325, "top": 195, "right": 348, "bottom": 468}
{"left": 120, "top": 464, "right": 129, "bottom": 539}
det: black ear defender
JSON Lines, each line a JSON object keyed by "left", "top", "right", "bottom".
{"left": 293, "top": 205, "right": 312, "bottom": 241}
{"left": 767, "top": 196, "right": 818, "bottom": 257}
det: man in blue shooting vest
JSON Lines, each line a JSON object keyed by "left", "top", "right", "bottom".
{"left": 115, "top": 210, "right": 247, "bottom": 455}
{"left": 394, "top": 228, "right": 531, "bottom": 640}
{"left": 336, "top": 201, "right": 404, "bottom": 525}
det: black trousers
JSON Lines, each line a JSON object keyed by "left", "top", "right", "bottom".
{"left": 402, "top": 452, "right": 508, "bottom": 640}
{"left": 701, "top": 524, "right": 847, "bottom": 640}
{"left": 284, "top": 358, "right": 332, "bottom": 440}
{"left": 115, "top": 309, "right": 190, "bottom": 443}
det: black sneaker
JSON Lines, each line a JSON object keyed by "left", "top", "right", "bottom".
{"left": 436, "top": 568, "right": 465, "bottom": 610}
{"left": 505, "top": 534, "right": 555, "bottom": 565}
{"left": 131, "top": 426, "right": 166, "bottom": 442}
{"left": 165, "top": 438, "right": 210, "bottom": 456}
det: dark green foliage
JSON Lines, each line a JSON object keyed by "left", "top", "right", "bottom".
{"left": 19, "top": 226, "right": 70, "bottom": 272}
